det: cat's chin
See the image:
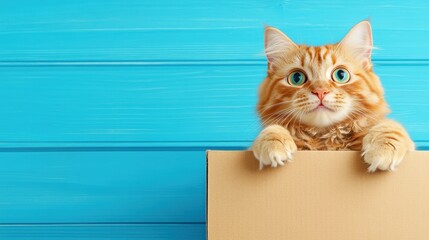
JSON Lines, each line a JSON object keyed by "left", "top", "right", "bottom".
{"left": 300, "top": 108, "right": 349, "bottom": 128}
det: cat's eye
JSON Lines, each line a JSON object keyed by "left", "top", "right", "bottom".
{"left": 287, "top": 71, "right": 307, "bottom": 86}
{"left": 332, "top": 68, "right": 350, "bottom": 83}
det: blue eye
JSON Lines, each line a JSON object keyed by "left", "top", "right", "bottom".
{"left": 288, "top": 71, "right": 306, "bottom": 86}
{"left": 332, "top": 68, "right": 350, "bottom": 83}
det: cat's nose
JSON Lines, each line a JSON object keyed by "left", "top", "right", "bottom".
{"left": 311, "top": 89, "right": 330, "bottom": 100}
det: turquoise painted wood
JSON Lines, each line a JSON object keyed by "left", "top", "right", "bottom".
{"left": 0, "top": 151, "right": 205, "bottom": 223}
{"left": 1, "top": 0, "right": 429, "bottom": 238}
{"left": 0, "top": 64, "right": 428, "bottom": 144}
{"left": 0, "top": 224, "right": 205, "bottom": 240}
{"left": 0, "top": 0, "right": 427, "bottom": 61}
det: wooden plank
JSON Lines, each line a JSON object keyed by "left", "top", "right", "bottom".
{"left": 0, "top": 0, "right": 428, "bottom": 61}
{"left": 0, "top": 64, "right": 428, "bottom": 143}
{"left": 0, "top": 65, "right": 260, "bottom": 142}
{"left": 0, "top": 223, "right": 205, "bottom": 240}
{"left": 0, "top": 151, "right": 205, "bottom": 223}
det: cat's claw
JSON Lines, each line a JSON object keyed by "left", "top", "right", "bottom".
{"left": 361, "top": 119, "right": 414, "bottom": 173}
{"left": 361, "top": 144, "right": 407, "bottom": 173}
{"left": 255, "top": 140, "right": 295, "bottom": 170}
{"left": 252, "top": 125, "right": 297, "bottom": 170}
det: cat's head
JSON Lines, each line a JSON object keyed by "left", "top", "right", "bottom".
{"left": 258, "top": 20, "right": 389, "bottom": 128}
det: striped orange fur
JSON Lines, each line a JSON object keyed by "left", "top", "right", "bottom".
{"left": 252, "top": 21, "right": 414, "bottom": 172}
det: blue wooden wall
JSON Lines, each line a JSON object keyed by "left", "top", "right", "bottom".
{"left": 1, "top": 0, "right": 428, "bottom": 238}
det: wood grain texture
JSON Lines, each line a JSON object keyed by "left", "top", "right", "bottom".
{"left": 0, "top": 151, "right": 205, "bottom": 223}
{"left": 0, "top": 224, "right": 205, "bottom": 240}
{"left": 0, "top": 0, "right": 428, "bottom": 61}
{"left": 0, "top": 64, "right": 427, "bottom": 144}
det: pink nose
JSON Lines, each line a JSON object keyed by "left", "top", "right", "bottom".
{"left": 311, "top": 89, "right": 330, "bottom": 100}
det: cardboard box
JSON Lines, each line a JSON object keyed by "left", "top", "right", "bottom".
{"left": 207, "top": 150, "right": 429, "bottom": 240}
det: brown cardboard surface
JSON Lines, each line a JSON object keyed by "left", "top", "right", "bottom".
{"left": 207, "top": 150, "right": 429, "bottom": 240}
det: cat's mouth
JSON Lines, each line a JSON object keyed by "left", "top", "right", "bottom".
{"left": 311, "top": 103, "right": 334, "bottom": 112}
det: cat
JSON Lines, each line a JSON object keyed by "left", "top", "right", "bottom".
{"left": 252, "top": 20, "right": 415, "bottom": 172}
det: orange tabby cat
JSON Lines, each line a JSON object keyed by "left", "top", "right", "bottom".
{"left": 252, "top": 20, "right": 414, "bottom": 172}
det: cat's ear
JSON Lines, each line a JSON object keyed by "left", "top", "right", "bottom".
{"left": 339, "top": 20, "right": 373, "bottom": 68}
{"left": 264, "top": 26, "right": 297, "bottom": 69}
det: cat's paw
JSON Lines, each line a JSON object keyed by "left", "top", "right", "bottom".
{"left": 362, "top": 142, "right": 408, "bottom": 172}
{"left": 252, "top": 125, "right": 297, "bottom": 170}
{"left": 362, "top": 120, "right": 414, "bottom": 172}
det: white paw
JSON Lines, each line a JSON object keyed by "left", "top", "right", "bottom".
{"left": 252, "top": 125, "right": 297, "bottom": 170}
{"left": 362, "top": 142, "right": 408, "bottom": 173}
